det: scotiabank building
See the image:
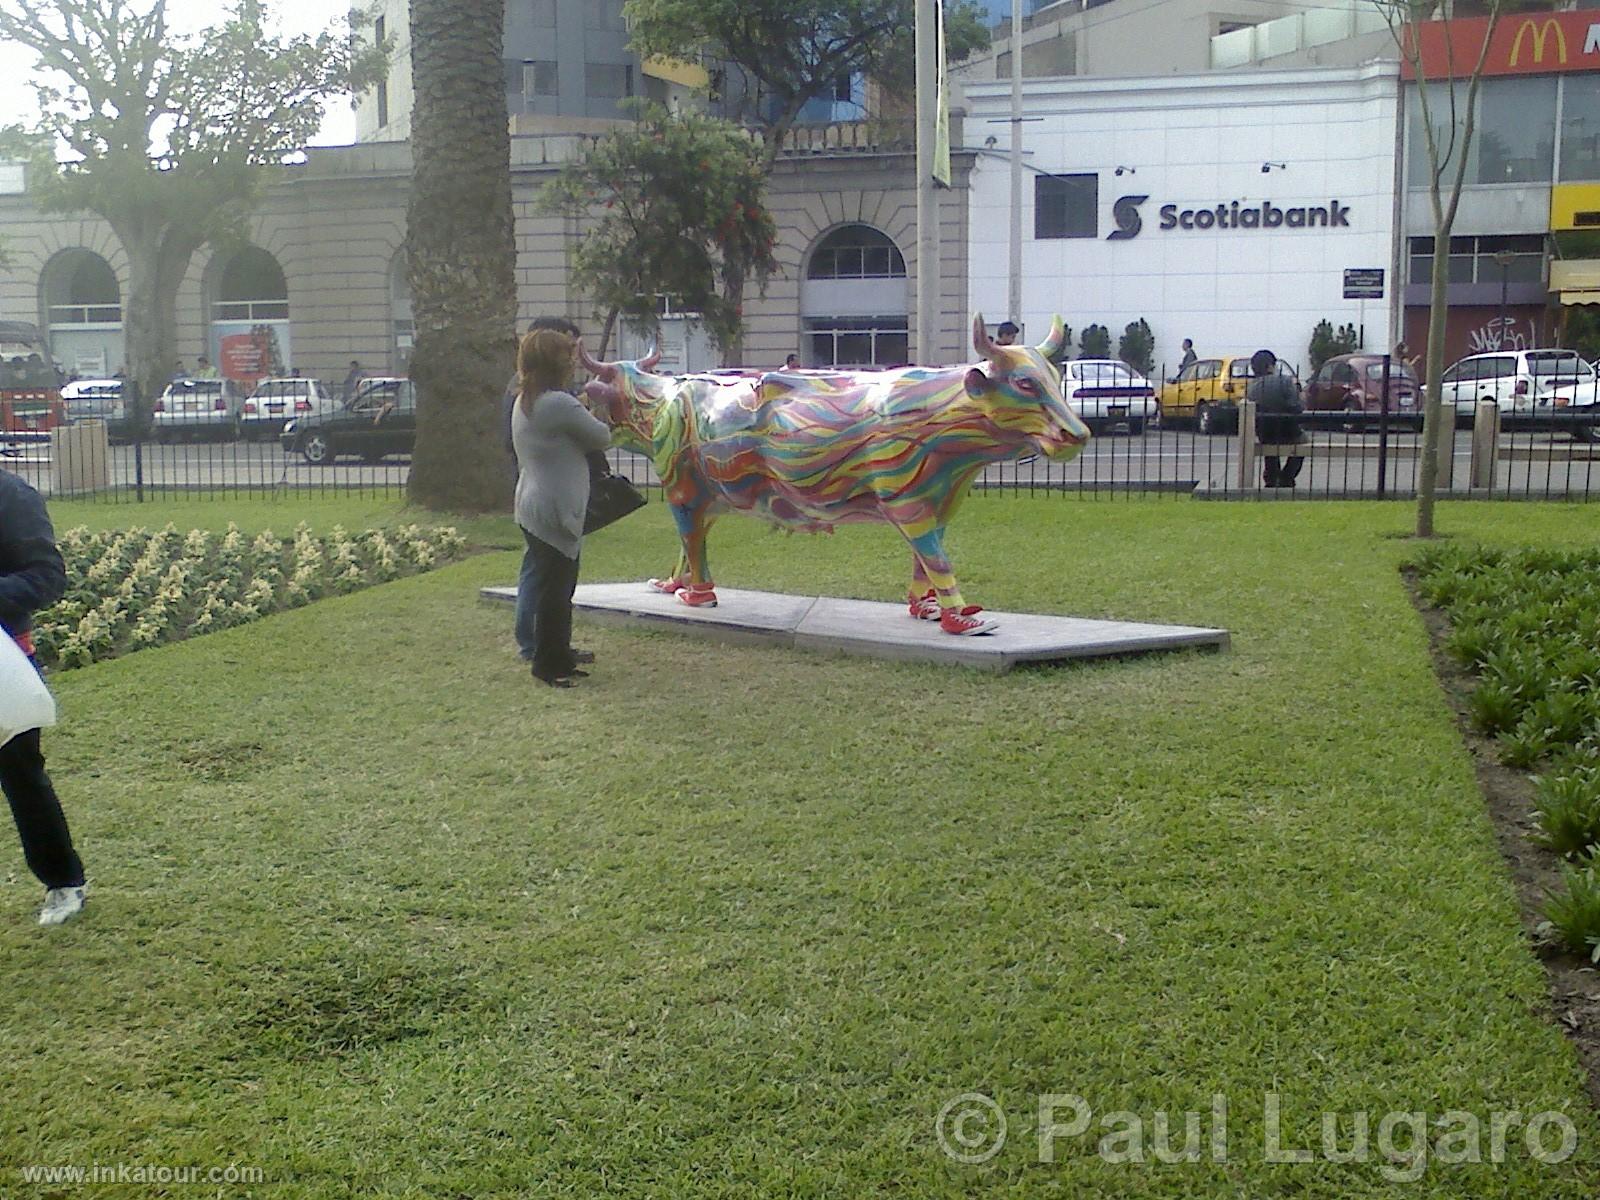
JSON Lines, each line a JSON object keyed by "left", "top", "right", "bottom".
{"left": 964, "top": 66, "right": 1401, "bottom": 375}
{"left": 1402, "top": 10, "right": 1600, "bottom": 361}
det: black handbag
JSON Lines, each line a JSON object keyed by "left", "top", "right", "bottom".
{"left": 584, "top": 472, "right": 647, "bottom": 534}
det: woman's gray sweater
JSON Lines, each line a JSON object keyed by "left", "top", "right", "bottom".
{"left": 511, "top": 389, "right": 613, "bottom": 559}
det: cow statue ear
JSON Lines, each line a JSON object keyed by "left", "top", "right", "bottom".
{"left": 964, "top": 367, "right": 993, "bottom": 398}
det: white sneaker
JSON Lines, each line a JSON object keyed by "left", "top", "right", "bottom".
{"left": 38, "top": 885, "right": 86, "bottom": 927}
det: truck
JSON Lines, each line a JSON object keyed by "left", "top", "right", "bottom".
{"left": 0, "top": 321, "right": 67, "bottom": 440}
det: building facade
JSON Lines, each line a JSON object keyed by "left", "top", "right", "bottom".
{"left": 0, "top": 131, "right": 974, "bottom": 385}
{"left": 1400, "top": 9, "right": 1600, "bottom": 361}
{"left": 964, "top": 64, "right": 1401, "bottom": 370}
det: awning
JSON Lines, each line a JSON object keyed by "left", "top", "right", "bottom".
{"left": 1560, "top": 290, "right": 1600, "bottom": 305}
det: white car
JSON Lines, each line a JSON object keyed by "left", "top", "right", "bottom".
{"left": 240, "top": 377, "right": 336, "bottom": 441}
{"left": 1059, "top": 359, "right": 1159, "bottom": 434}
{"left": 152, "top": 378, "right": 246, "bottom": 442}
{"left": 1438, "top": 349, "right": 1600, "bottom": 426}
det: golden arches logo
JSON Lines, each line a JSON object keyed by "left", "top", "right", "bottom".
{"left": 1509, "top": 18, "right": 1567, "bottom": 67}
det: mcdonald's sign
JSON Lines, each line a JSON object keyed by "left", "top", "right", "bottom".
{"left": 1403, "top": 10, "right": 1600, "bottom": 80}
{"left": 1508, "top": 18, "right": 1567, "bottom": 68}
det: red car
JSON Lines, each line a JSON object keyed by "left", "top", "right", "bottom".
{"left": 1304, "top": 353, "right": 1418, "bottom": 419}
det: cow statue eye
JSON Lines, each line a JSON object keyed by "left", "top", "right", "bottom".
{"left": 1015, "top": 377, "right": 1038, "bottom": 395}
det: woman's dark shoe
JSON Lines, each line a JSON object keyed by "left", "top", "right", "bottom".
{"left": 533, "top": 665, "right": 581, "bottom": 687}
{"left": 573, "top": 648, "right": 596, "bottom": 664}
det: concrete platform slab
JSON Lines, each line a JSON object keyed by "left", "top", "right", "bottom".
{"left": 481, "top": 583, "right": 1229, "bottom": 672}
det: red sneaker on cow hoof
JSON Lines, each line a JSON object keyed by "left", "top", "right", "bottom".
{"left": 647, "top": 577, "right": 685, "bottom": 594}
{"left": 907, "top": 588, "right": 941, "bottom": 621}
{"left": 940, "top": 606, "right": 998, "bottom": 636}
{"left": 676, "top": 585, "right": 719, "bottom": 608}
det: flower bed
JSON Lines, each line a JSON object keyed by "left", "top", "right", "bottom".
{"left": 34, "top": 522, "right": 468, "bottom": 671}
{"left": 1415, "top": 542, "right": 1600, "bottom": 959}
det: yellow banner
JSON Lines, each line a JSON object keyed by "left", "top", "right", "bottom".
{"left": 641, "top": 55, "right": 709, "bottom": 90}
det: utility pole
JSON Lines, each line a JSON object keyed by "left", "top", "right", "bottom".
{"left": 1009, "top": 0, "right": 1023, "bottom": 330}
{"left": 915, "top": 0, "right": 940, "bottom": 363}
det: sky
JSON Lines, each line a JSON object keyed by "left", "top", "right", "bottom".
{"left": 0, "top": 0, "right": 360, "bottom": 147}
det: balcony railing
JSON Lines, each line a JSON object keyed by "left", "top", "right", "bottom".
{"left": 1211, "top": 4, "right": 1389, "bottom": 69}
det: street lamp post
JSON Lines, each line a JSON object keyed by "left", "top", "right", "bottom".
{"left": 1491, "top": 249, "right": 1514, "bottom": 350}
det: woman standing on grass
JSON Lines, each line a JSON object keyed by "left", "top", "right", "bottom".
{"left": 513, "top": 327, "right": 614, "bottom": 688}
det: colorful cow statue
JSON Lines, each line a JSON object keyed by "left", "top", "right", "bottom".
{"left": 579, "top": 315, "right": 1090, "bottom": 635}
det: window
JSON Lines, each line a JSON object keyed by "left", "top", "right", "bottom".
{"left": 1408, "top": 81, "right": 1477, "bottom": 187}
{"left": 1477, "top": 76, "right": 1556, "bottom": 184}
{"left": 586, "top": 64, "right": 633, "bottom": 100}
{"left": 806, "top": 226, "right": 906, "bottom": 280}
{"left": 522, "top": 61, "right": 558, "bottom": 97}
{"left": 1407, "top": 235, "right": 1543, "bottom": 285}
{"left": 1484, "top": 356, "right": 1516, "bottom": 379}
{"left": 806, "top": 318, "right": 909, "bottom": 368}
{"left": 1525, "top": 351, "right": 1592, "bottom": 380}
{"left": 213, "top": 247, "right": 288, "bottom": 321}
{"left": 1228, "top": 359, "right": 1253, "bottom": 379}
{"left": 1197, "top": 361, "right": 1220, "bottom": 381}
{"left": 1562, "top": 74, "right": 1600, "bottom": 181}
{"left": 1331, "top": 362, "right": 1358, "bottom": 386}
{"left": 1070, "top": 361, "right": 1136, "bottom": 384}
{"left": 833, "top": 74, "right": 853, "bottom": 102}
{"left": 1035, "top": 173, "right": 1097, "bottom": 239}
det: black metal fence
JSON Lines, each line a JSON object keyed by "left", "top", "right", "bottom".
{"left": 7, "top": 362, "right": 1598, "bottom": 503}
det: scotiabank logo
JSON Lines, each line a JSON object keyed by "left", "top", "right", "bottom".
{"left": 1510, "top": 18, "right": 1567, "bottom": 67}
{"left": 1107, "top": 194, "right": 1147, "bottom": 241}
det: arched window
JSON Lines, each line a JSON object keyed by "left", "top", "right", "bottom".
{"left": 806, "top": 225, "right": 907, "bottom": 281}
{"left": 213, "top": 247, "right": 289, "bottom": 321}
{"left": 44, "top": 251, "right": 121, "bottom": 325}
{"left": 802, "top": 225, "right": 909, "bottom": 367}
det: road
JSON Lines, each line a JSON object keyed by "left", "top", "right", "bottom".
{"left": 8, "top": 425, "right": 1599, "bottom": 500}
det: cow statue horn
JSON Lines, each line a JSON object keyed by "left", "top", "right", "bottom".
{"left": 576, "top": 340, "right": 616, "bottom": 382}
{"left": 638, "top": 346, "right": 661, "bottom": 372}
{"left": 1036, "top": 315, "right": 1067, "bottom": 360}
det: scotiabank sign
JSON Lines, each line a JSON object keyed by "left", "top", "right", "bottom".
{"left": 1106, "top": 195, "right": 1351, "bottom": 239}
{"left": 1403, "top": 11, "right": 1600, "bottom": 80}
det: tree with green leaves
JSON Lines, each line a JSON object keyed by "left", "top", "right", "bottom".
{"left": 1308, "top": 318, "right": 1360, "bottom": 372}
{"left": 0, "top": 0, "right": 385, "bottom": 434}
{"left": 1078, "top": 324, "right": 1111, "bottom": 360}
{"left": 1118, "top": 318, "right": 1154, "bottom": 375}
{"left": 623, "top": 0, "right": 990, "bottom": 359}
{"left": 404, "top": 0, "right": 519, "bottom": 512}
{"left": 1376, "top": 0, "right": 1506, "bottom": 537}
{"left": 540, "top": 103, "right": 778, "bottom": 359}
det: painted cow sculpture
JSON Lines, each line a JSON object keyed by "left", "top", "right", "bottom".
{"left": 580, "top": 315, "right": 1089, "bottom": 634}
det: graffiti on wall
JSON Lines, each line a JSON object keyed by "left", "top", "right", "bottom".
{"left": 1465, "top": 315, "right": 1539, "bottom": 355}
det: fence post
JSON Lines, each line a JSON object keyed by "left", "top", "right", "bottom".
{"left": 1434, "top": 398, "right": 1456, "bottom": 490}
{"left": 1469, "top": 400, "right": 1499, "bottom": 490}
{"left": 1236, "top": 399, "right": 1257, "bottom": 491}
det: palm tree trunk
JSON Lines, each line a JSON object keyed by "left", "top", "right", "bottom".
{"left": 405, "top": 0, "right": 519, "bottom": 513}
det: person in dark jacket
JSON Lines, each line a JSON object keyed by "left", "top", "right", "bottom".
{"left": 0, "top": 469, "right": 86, "bottom": 926}
{"left": 1247, "top": 348, "right": 1304, "bottom": 488}
{"left": 504, "top": 317, "right": 607, "bottom": 665}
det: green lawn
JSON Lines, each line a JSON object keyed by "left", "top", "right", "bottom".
{"left": 5, "top": 495, "right": 1600, "bottom": 1197}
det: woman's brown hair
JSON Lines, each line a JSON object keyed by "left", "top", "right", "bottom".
{"left": 517, "top": 328, "right": 576, "bottom": 414}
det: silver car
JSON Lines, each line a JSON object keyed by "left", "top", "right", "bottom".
{"left": 152, "top": 378, "right": 245, "bottom": 442}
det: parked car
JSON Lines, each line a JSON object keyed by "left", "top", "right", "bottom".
{"left": 152, "top": 377, "right": 245, "bottom": 442}
{"left": 1439, "top": 349, "right": 1600, "bottom": 434}
{"left": 61, "top": 378, "right": 137, "bottom": 441}
{"left": 281, "top": 377, "right": 415, "bottom": 465}
{"left": 1303, "top": 354, "right": 1419, "bottom": 425}
{"left": 240, "top": 377, "right": 336, "bottom": 441}
{"left": 1059, "top": 359, "right": 1159, "bottom": 434}
{"left": 1157, "top": 355, "right": 1298, "bottom": 434}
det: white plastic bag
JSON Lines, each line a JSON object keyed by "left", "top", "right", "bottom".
{"left": 0, "top": 633, "right": 55, "bottom": 748}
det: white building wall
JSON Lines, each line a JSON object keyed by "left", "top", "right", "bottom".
{"left": 966, "top": 63, "right": 1400, "bottom": 371}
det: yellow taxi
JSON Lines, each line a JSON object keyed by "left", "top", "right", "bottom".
{"left": 1158, "top": 355, "right": 1297, "bottom": 434}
